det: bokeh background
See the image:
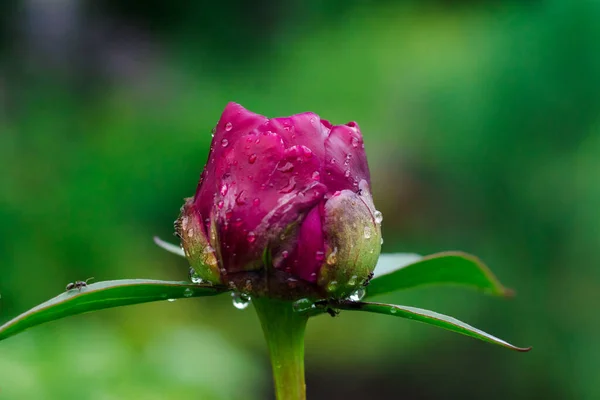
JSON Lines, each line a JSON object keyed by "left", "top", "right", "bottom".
{"left": 1, "top": 0, "right": 598, "bottom": 399}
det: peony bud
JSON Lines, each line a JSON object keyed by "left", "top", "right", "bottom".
{"left": 176, "top": 103, "right": 381, "bottom": 300}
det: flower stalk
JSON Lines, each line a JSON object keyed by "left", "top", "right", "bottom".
{"left": 253, "top": 297, "right": 309, "bottom": 400}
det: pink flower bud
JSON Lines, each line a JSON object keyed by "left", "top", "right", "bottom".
{"left": 177, "top": 103, "right": 381, "bottom": 299}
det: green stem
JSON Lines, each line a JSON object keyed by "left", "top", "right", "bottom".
{"left": 253, "top": 297, "right": 309, "bottom": 400}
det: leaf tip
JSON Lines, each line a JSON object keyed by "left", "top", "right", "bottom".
{"left": 514, "top": 345, "right": 532, "bottom": 353}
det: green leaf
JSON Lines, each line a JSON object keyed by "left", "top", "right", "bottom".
{"left": 0, "top": 279, "right": 228, "bottom": 342}
{"left": 337, "top": 301, "right": 531, "bottom": 352}
{"left": 367, "top": 252, "right": 513, "bottom": 298}
{"left": 154, "top": 236, "right": 185, "bottom": 257}
{"left": 373, "top": 253, "right": 423, "bottom": 277}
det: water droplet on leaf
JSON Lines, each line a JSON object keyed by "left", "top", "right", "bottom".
{"left": 293, "top": 298, "right": 316, "bottom": 313}
{"left": 348, "top": 287, "right": 366, "bottom": 302}
{"left": 183, "top": 288, "right": 193, "bottom": 298}
{"left": 231, "top": 292, "right": 251, "bottom": 310}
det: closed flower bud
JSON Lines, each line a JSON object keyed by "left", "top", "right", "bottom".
{"left": 177, "top": 103, "right": 381, "bottom": 300}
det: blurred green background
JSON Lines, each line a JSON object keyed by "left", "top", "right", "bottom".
{"left": 1, "top": 0, "right": 597, "bottom": 398}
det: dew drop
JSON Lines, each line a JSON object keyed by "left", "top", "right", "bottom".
{"left": 231, "top": 292, "right": 251, "bottom": 310}
{"left": 167, "top": 298, "right": 177, "bottom": 303}
{"left": 221, "top": 139, "right": 229, "bottom": 147}
{"left": 246, "top": 231, "right": 256, "bottom": 243}
{"left": 279, "top": 177, "right": 296, "bottom": 194}
{"left": 187, "top": 228, "right": 194, "bottom": 237}
{"left": 220, "top": 184, "right": 228, "bottom": 196}
{"left": 282, "top": 250, "right": 289, "bottom": 259}
{"left": 351, "top": 137, "right": 359, "bottom": 148}
{"left": 248, "top": 154, "right": 257, "bottom": 164}
{"left": 344, "top": 169, "right": 351, "bottom": 178}
{"left": 390, "top": 308, "right": 398, "bottom": 314}
{"left": 225, "top": 122, "right": 233, "bottom": 132}
{"left": 348, "top": 287, "right": 366, "bottom": 302}
{"left": 311, "top": 171, "right": 320, "bottom": 181}
{"left": 348, "top": 275, "right": 358, "bottom": 286}
{"left": 278, "top": 162, "right": 294, "bottom": 172}
{"left": 190, "top": 273, "right": 203, "bottom": 284}
{"left": 203, "top": 245, "right": 215, "bottom": 254}
{"left": 363, "top": 226, "right": 372, "bottom": 239}
{"left": 315, "top": 250, "right": 325, "bottom": 262}
{"left": 380, "top": 237, "right": 384, "bottom": 245}
{"left": 236, "top": 190, "right": 247, "bottom": 205}
{"left": 326, "top": 280, "right": 338, "bottom": 292}
{"left": 183, "top": 288, "right": 193, "bottom": 298}
{"left": 217, "top": 200, "right": 224, "bottom": 209}
{"left": 253, "top": 198, "right": 261, "bottom": 206}
{"left": 293, "top": 298, "right": 316, "bottom": 313}
{"left": 326, "top": 247, "right": 337, "bottom": 265}
{"left": 374, "top": 210, "right": 383, "bottom": 224}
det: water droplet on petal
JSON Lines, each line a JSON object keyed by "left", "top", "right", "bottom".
{"left": 279, "top": 177, "right": 296, "bottom": 194}
{"left": 217, "top": 200, "right": 224, "bottom": 209}
{"left": 278, "top": 162, "right": 294, "bottom": 172}
{"left": 225, "top": 122, "right": 233, "bottom": 132}
{"left": 248, "top": 154, "right": 257, "bottom": 164}
{"left": 351, "top": 137, "right": 359, "bottom": 148}
{"left": 344, "top": 169, "right": 351, "bottom": 178}
{"left": 282, "top": 250, "right": 289, "bottom": 259}
{"left": 221, "top": 138, "right": 229, "bottom": 147}
{"left": 253, "top": 198, "right": 260, "bottom": 206}
{"left": 220, "top": 184, "right": 228, "bottom": 196}
{"left": 293, "top": 298, "right": 316, "bottom": 313}
{"left": 311, "top": 171, "right": 320, "bottom": 181}
{"left": 348, "top": 287, "right": 366, "bottom": 302}
{"left": 236, "top": 190, "right": 247, "bottom": 205}
{"left": 183, "top": 288, "right": 193, "bottom": 298}
{"left": 374, "top": 210, "right": 383, "bottom": 224}
{"left": 315, "top": 251, "right": 325, "bottom": 262}
{"left": 246, "top": 231, "right": 256, "bottom": 243}
{"left": 363, "top": 226, "right": 372, "bottom": 239}
{"left": 231, "top": 292, "right": 251, "bottom": 310}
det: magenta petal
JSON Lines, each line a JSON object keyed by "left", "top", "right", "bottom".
{"left": 285, "top": 204, "right": 325, "bottom": 283}
{"left": 261, "top": 112, "right": 330, "bottom": 162}
{"left": 195, "top": 103, "right": 268, "bottom": 225}
{"left": 324, "top": 122, "right": 370, "bottom": 192}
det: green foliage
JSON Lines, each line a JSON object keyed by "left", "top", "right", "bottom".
{"left": 2, "top": 0, "right": 598, "bottom": 398}
{"left": 337, "top": 301, "right": 530, "bottom": 352}
{"left": 0, "top": 280, "right": 226, "bottom": 341}
{"left": 368, "top": 252, "right": 513, "bottom": 298}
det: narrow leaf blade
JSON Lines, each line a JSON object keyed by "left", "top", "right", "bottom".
{"left": 367, "top": 252, "right": 513, "bottom": 298}
{"left": 153, "top": 236, "right": 185, "bottom": 257}
{"left": 338, "top": 301, "right": 531, "bottom": 352}
{"left": 0, "top": 279, "right": 228, "bottom": 342}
